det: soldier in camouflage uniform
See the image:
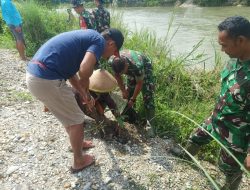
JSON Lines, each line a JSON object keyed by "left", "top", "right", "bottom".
{"left": 171, "top": 16, "right": 250, "bottom": 190}
{"left": 71, "top": 0, "right": 95, "bottom": 30}
{"left": 92, "top": 0, "right": 110, "bottom": 33}
{"left": 110, "top": 49, "right": 156, "bottom": 137}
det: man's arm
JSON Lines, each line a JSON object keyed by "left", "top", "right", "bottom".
{"left": 78, "top": 52, "right": 96, "bottom": 89}
{"left": 115, "top": 74, "right": 128, "bottom": 99}
{"left": 128, "top": 80, "right": 143, "bottom": 107}
{"left": 131, "top": 80, "right": 143, "bottom": 101}
{"left": 68, "top": 74, "right": 85, "bottom": 96}
{"left": 72, "top": 52, "right": 97, "bottom": 109}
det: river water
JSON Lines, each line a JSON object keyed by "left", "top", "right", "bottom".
{"left": 114, "top": 6, "right": 250, "bottom": 68}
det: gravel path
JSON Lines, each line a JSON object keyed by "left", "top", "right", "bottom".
{"left": 0, "top": 49, "right": 249, "bottom": 190}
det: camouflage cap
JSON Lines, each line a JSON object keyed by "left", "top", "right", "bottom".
{"left": 71, "top": 0, "right": 84, "bottom": 8}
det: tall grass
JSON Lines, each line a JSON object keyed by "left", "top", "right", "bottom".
{"left": 18, "top": 1, "right": 78, "bottom": 56}
{"left": 174, "top": 111, "right": 250, "bottom": 175}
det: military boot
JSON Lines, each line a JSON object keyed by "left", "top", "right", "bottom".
{"left": 221, "top": 171, "right": 242, "bottom": 190}
{"left": 170, "top": 140, "right": 201, "bottom": 160}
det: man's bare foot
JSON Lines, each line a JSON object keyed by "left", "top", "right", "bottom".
{"left": 82, "top": 140, "right": 95, "bottom": 149}
{"left": 70, "top": 154, "right": 95, "bottom": 173}
{"left": 68, "top": 141, "right": 95, "bottom": 152}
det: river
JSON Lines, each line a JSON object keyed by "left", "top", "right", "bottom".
{"left": 113, "top": 6, "right": 250, "bottom": 68}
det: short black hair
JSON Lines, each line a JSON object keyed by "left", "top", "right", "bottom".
{"left": 101, "top": 28, "right": 124, "bottom": 50}
{"left": 111, "top": 56, "right": 127, "bottom": 74}
{"left": 218, "top": 16, "right": 250, "bottom": 39}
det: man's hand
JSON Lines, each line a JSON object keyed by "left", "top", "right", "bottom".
{"left": 128, "top": 98, "right": 135, "bottom": 108}
{"left": 69, "top": 75, "right": 94, "bottom": 111}
{"left": 77, "top": 51, "right": 97, "bottom": 111}
{"left": 244, "top": 154, "right": 250, "bottom": 171}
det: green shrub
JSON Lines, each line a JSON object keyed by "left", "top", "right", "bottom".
{"left": 0, "top": 13, "right": 4, "bottom": 34}
{"left": 18, "top": 1, "right": 78, "bottom": 56}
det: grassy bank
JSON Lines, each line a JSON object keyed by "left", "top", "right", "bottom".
{"left": 0, "top": 2, "right": 223, "bottom": 162}
{"left": 114, "top": 0, "right": 250, "bottom": 7}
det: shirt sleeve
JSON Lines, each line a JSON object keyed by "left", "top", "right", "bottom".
{"left": 134, "top": 56, "right": 145, "bottom": 82}
{"left": 86, "top": 37, "right": 105, "bottom": 62}
{"left": 135, "top": 70, "right": 145, "bottom": 82}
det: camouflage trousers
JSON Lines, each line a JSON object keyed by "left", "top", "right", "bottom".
{"left": 189, "top": 123, "right": 246, "bottom": 174}
{"left": 127, "top": 59, "right": 155, "bottom": 121}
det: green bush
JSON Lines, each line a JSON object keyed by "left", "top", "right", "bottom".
{"left": 18, "top": 1, "right": 78, "bottom": 56}
{"left": 0, "top": 13, "right": 4, "bottom": 34}
{"left": 26, "top": 0, "right": 62, "bottom": 7}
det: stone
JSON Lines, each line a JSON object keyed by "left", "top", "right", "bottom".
{"left": 63, "top": 183, "right": 71, "bottom": 188}
{"left": 82, "top": 182, "right": 91, "bottom": 190}
{"left": 6, "top": 166, "right": 19, "bottom": 175}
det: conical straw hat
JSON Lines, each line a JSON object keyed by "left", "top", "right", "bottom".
{"left": 89, "top": 69, "right": 118, "bottom": 93}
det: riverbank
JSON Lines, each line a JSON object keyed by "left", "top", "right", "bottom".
{"left": 114, "top": 0, "right": 249, "bottom": 7}
{"left": 0, "top": 49, "right": 249, "bottom": 189}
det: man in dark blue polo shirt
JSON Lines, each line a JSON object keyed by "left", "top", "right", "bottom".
{"left": 26, "top": 28, "right": 124, "bottom": 173}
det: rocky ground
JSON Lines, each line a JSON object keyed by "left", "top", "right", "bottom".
{"left": 0, "top": 49, "right": 249, "bottom": 190}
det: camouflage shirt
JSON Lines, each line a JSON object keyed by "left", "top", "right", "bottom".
{"left": 206, "top": 58, "right": 250, "bottom": 153}
{"left": 80, "top": 9, "right": 95, "bottom": 30}
{"left": 120, "top": 50, "right": 146, "bottom": 81}
{"left": 92, "top": 5, "right": 110, "bottom": 33}
{"left": 119, "top": 49, "right": 155, "bottom": 110}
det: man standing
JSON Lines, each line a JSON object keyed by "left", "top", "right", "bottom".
{"left": 71, "top": 0, "right": 95, "bottom": 30}
{"left": 92, "top": 0, "right": 110, "bottom": 33}
{"left": 1, "top": 0, "right": 27, "bottom": 60}
{"left": 110, "top": 49, "right": 156, "bottom": 137}
{"left": 171, "top": 16, "right": 250, "bottom": 189}
{"left": 26, "top": 28, "right": 124, "bottom": 173}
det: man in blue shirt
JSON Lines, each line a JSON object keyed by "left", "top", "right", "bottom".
{"left": 1, "top": 0, "right": 27, "bottom": 60}
{"left": 26, "top": 28, "right": 124, "bottom": 173}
